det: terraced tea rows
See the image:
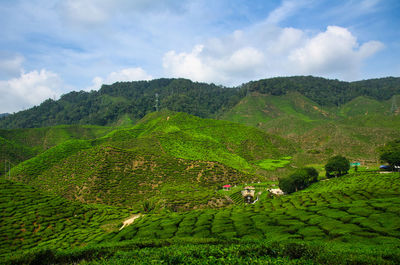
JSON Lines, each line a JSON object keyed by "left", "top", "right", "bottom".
{"left": 10, "top": 112, "right": 293, "bottom": 210}
{"left": 104, "top": 173, "right": 400, "bottom": 246}
{"left": 0, "top": 179, "right": 131, "bottom": 256}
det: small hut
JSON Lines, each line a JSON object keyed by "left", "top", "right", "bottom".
{"left": 268, "top": 188, "right": 284, "bottom": 196}
{"left": 241, "top": 186, "right": 255, "bottom": 203}
{"left": 223, "top": 184, "right": 232, "bottom": 191}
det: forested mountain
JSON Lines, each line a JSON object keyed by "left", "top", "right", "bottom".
{"left": 1, "top": 76, "right": 400, "bottom": 129}
{"left": 246, "top": 76, "right": 400, "bottom": 106}
{"left": 0, "top": 78, "right": 244, "bottom": 129}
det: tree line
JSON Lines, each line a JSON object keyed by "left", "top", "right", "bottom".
{"left": 1, "top": 76, "right": 399, "bottom": 129}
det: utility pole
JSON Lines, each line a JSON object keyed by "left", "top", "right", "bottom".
{"left": 391, "top": 96, "right": 398, "bottom": 114}
{"left": 4, "top": 159, "right": 11, "bottom": 179}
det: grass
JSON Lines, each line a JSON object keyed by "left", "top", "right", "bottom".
{"left": 256, "top": 157, "right": 292, "bottom": 170}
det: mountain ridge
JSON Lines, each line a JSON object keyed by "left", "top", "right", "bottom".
{"left": 1, "top": 76, "right": 399, "bottom": 129}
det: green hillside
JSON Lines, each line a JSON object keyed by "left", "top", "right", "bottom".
{"left": 0, "top": 125, "right": 112, "bottom": 173}
{"left": 220, "top": 92, "right": 400, "bottom": 164}
{"left": 93, "top": 172, "right": 400, "bottom": 264}
{"left": 9, "top": 112, "right": 294, "bottom": 210}
{"left": 1, "top": 76, "right": 400, "bottom": 264}
{"left": 0, "top": 179, "right": 131, "bottom": 258}
{"left": 103, "top": 172, "right": 400, "bottom": 243}
{"left": 4, "top": 172, "right": 399, "bottom": 264}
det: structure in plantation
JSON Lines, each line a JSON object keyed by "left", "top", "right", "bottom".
{"left": 268, "top": 188, "right": 284, "bottom": 196}
{"left": 241, "top": 186, "right": 255, "bottom": 203}
{"left": 223, "top": 184, "right": 231, "bottom": 191}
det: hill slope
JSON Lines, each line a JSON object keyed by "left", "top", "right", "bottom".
{"left": 0, "top": 178, "right": 131, "bottom": 257}
{"left": 0, "top": 125, "right": 113, "bottom": 176}
{"left": 5, "top": 172, "right": 397, "bottom": 264}
{"left": 220, "top": 92, "right": 400, "bottom": 164}
{"left": 8, "top": 112, "right": 295, "bottom": 210}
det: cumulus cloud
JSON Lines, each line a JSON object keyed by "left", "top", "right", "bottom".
{"left": 86, "top": 67, "right": 153, "bottom": 91}
{"left": 0, "top": 69, "right": 63, "bottom": 113}
{"left": 163, "top": 44, "right": 265, "bottom": 84}
{"left": 162, "top": 24, "right": 383, "bottom": 85}
{"left": 289, "top": 26, "right": 384, "bottom": 78}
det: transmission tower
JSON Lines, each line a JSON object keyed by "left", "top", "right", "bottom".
{"left": 155, "top": 93, "right": 159, "bottom": 112}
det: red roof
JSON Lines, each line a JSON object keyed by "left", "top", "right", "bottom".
{"left": 223, "top": 184, "right": 232, "bottom": 188}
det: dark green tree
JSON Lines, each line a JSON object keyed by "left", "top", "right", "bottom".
{"left": 379, "top": 139, "right": 400, "bottom": 170}
{"left": 325, "top": 155, "right": 350, "bottom": 178}
{"left": 279, "top": 167, "right": 319, "bottom": 194}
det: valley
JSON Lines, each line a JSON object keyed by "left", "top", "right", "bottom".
{"left": 1, "top": 76, "right": 400, "bottom": 264}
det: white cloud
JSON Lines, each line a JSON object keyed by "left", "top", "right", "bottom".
{"left": 289, "top": 26, "right": 384, "bottom": 78}
{"left": 86, "top": 67, "right": 153, "bottom": 91}
{"left": 162, "top": 24, "right": 384, "bottom": 85}
{"left": 163, "top": 45, "right": 217, "bottom": 83}
{"left": 0, "top": 69, "right": 63, "bottom": 113}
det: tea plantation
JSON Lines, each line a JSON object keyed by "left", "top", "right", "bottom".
{"left": 104, "top": 172, "right": 400, "bottom": 243}
{"left": 2, "top": 172, "right": 399, "bottom": 264}
{"left": 1, "top": 111, "right": 400, "bottom": 264}
{"left": 8, "top": 112, "right": 294, "bottom": 210}
{"left": 0, "top": 179, "right": 132, "bottom": 258}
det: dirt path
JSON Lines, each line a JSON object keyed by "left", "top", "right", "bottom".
{"left": 119, "top": 214, "right": 142, "bottom": 230}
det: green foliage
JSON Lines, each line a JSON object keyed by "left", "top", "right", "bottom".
{"left": 379, "top": 139, "right": 400, "bottom": 169}
{"left": 102, "top": 172, "right": 400, "bottom": 246}
{"left": 1, "top": 76, "right": 400, "bottom": 130}
{"left": 279, "top": 167, "right": 318, "bottom": 194}
{"left": 247, "top": 76, "right": 400, "bottom": 107}
{"left": 0, "top": 125, "right": 112, "bottom": 176}
{"left": 0, "top": 179, "right": 131, "bottom": 257}
{"left": 0, "top": 78, "right": 245, "bottom": 129}
{"left": 7, "top": 112, "right": 295, "bottom": 210}
{"left": 325, "top": 155, "right": 350, "bottom": 178}
{"left": 1, "top": 171, "right": 400, "bottom": 263}
{"left": 10, "top": 140, "right": 92, "bottom": 182}
{"left": 141, "top": 200, "right": 157, "bottom": 213}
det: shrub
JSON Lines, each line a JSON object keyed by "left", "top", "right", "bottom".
{"left": 379, "top": 140, "right": 400, "bottom": 170}
{"left": 279, "top": 167, "right": 319, "bottom": 194}
{"left": 325, "top": 155, "right": 350, "bottom": 178}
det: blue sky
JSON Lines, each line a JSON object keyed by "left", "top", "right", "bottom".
{"left": 0, "top": 0, "right": 399, "bottom": 113}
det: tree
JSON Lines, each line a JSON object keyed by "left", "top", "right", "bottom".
{"left": 279, "top": 167, "right": 319, "bottom": 194}
{"left": 379, "top": 139, "right": 400, "bottom": 170}
{"left": 325, "top": 155, "right": 350, "bottom": 178}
